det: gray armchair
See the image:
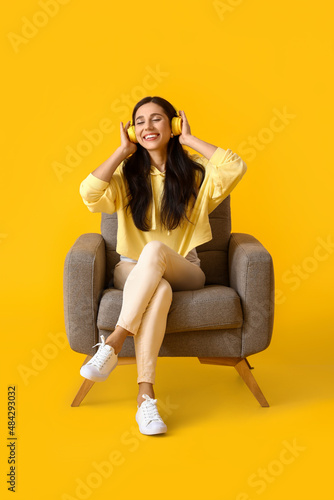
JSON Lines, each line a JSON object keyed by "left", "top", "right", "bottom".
{"left": 63, "top": 195, "right": 275, "bottom": 407}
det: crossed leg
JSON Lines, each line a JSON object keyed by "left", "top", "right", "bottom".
{"left": 105, "top": 241, "right": 206, "bottom": 406}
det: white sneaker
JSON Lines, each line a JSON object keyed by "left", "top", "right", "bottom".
{"left": 80, "top": 335, "right": 118, "bottom": 382}
{"left": 135, "top": 394, "right": 167, "bottom": 435}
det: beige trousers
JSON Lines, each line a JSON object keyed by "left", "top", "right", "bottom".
{"left": 113, "top": 241, "right": 206, "bottom": 384}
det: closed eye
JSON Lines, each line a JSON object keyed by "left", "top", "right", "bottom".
{"left": 137, "top": 119, "right": 161, "bottom": 125}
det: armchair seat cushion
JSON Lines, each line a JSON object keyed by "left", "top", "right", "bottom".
{"left": 97, "top": 284, "right": 243, "bottom": 334}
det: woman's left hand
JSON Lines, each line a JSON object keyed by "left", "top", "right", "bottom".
{"left": 178, "top": 110, "right": 192, "bottom": 146}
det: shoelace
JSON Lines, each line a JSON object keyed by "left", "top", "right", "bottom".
{"left": 89, "top": 335, "right": 115, "bottom": 369}
{"left": 139, "top": 394, "right": 164, "bottom": 426}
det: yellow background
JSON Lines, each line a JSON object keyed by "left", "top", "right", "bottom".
{"left": 1, "top": 0, "right": 333, "bottom": 498}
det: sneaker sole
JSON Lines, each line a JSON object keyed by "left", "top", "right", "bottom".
{"left": 135, "top": 413, "right": 167, "bottom": 435}
{"left": 80, "top": 360, "right": 118, "bottom": 382}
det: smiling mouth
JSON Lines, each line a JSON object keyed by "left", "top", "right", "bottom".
{"left": 143, "top": 134, "right": 160, "bottom": 141}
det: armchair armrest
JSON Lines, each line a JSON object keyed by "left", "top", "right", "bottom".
{"left": 228, "top": 233, "right": 275, "bottom": 357}
{"left": 63, "top": 233, "right": 106, "bottom": 355}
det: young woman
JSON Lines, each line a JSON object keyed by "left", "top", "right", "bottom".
{"left": 79, "top": 96, "right": 247, "bottom": 435}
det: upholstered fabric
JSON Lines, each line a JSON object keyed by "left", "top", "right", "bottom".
{"left": 228, "top": 232, "right": 275, "bottom": 357}
{"left": 97, "top": 285, "right": 243, "bottom": 333}
{"left": 63, "top": 195, "right": 275, "bottom": 360}
{"left": 100, "top": 328, "right": 243, "bottom": 358}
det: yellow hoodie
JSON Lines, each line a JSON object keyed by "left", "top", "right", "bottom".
{"left": 79, "top": 147, "right": 247, "bottom": 261}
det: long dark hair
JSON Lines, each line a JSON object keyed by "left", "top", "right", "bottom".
{"left": 122, "top": 96, "right": 206, "bottom": 232}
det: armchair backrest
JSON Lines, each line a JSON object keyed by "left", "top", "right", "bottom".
{"left": 101, "top": 195, "right": 231, "bottom": 288}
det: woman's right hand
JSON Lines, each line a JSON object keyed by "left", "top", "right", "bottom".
{"left": 119, "top": 120, "right": 137, "bottom": 157}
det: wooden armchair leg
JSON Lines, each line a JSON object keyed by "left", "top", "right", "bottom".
{"left": 198, "top": 356, "right": 269, "bottom": 407}
{"left": 71, "top": 355, "right": 95, "bottom": 407}
{"left": 70, "top": 355, "right": 137, "bottom": 407}
{"left": 234, "top": 359, "right": 269, "bottom": 407}
{"left": 71, "top": 378, "right": 95, "bottom": 407}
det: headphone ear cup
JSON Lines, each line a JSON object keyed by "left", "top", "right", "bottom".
{"left": 171, "top": 116, "right": 182, "bottom": 136}
{"left": 127, "top": 123, "right": 138, "bottom": 143}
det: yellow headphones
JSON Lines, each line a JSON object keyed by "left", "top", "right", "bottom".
{"left": 127, "top": 105, "right": 182, "bottom": 143}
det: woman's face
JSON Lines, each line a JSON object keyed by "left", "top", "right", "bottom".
{"left": 134, "top": 102, "right": 172, "bottom": 152}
